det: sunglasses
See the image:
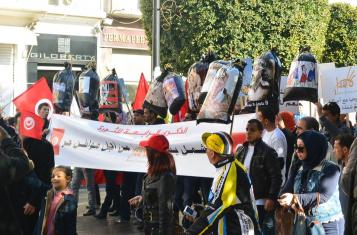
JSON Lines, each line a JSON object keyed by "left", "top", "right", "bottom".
{"left": 294, "top": 145, "right": 305, "bottom": 153}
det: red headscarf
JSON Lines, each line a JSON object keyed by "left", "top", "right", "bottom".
{"left": 279, "top": 111, "right": 295, "bottom": 132}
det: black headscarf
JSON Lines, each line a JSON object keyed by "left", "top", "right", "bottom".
{"left": 297, "top": 130, "right": 328, "bottom": 170}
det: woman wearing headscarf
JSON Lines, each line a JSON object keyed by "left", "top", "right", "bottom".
{"left": 277, "top": 111, "right": 297, "bottom": 180}
{"left": 128, "top": 134, "right": 176, "bottom": 235}
{"left": 279, "top": 131, "right": 344, "bottom": 235}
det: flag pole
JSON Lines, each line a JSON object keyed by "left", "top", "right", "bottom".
{"left": 0, "top": 101, "right": 12, "bottom": 110}
{"left": 124, "top": 99, "right": 134, "bottom": 125}
{"left": 0, "top": 101, "right": 12, "bottom": 118}
{"left": 230, "top": 112, "right": 235, "bottom": 135}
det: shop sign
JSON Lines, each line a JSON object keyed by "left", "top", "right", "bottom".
{"left": 101, "top": 27, "right": 149, "bottom": 50}
{"left": 28, "top": 34, "right": 97, "bottom": 63}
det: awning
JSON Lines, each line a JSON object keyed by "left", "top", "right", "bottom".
{"left": 0, "top": 25, "right": 37, "bottom": 45}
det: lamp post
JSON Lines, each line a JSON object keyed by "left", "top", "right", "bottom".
{"left": 152, "top": 0, "right": 161, "bottom": 81}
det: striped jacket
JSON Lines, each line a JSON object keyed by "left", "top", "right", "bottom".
{"left": 185, "top": 157, "right": 261, "bottom": 235}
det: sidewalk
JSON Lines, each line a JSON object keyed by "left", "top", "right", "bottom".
{"left": 77, "top": 188, "right": 143, "bottom": 235}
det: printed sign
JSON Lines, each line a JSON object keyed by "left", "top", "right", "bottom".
{"left": 320, "top": 66, "right": 357, "bottom": 114}
{"left": 279, "top": 76, "right": 301, "bottom": 113}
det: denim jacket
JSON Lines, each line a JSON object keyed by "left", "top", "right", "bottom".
{"left": 293, "top": 160, "right": 343, "bottom": 223}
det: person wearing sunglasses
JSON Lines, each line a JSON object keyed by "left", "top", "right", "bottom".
{"left": 289, "top": 116, "right": 337, "bottom": 180}
{"left": 279, "top": 131, "right": 344, "bottom": 235}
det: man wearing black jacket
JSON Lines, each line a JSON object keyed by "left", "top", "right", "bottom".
{"left": 22, "top": 137, "right": 54, "bottom": 186}
{"left": 236, "top": 119, "right": 282, "bottom": 235}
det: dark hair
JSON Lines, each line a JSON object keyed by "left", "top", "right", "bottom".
{"left": 247, "top": 119, "right": 264, "bottom": 131}
{"left": 335, "top": 134, "right": 354, "bottom": 149}
{"left": 38, "top": 103, "right": 50, "bottom": 112}
{"left": 146, "top": 148, "right": 176, "bottom": 176}
{"left": 144, "top": 107, "right": 159, "bottom": 118}
{"left": 7, "top": 117, "right": 16, "bottom": 127}
{"left": 300, "top": 116, "right": 319, "bottom": 131}
{"left": 257, "top": 106, "right": 277, "bottom": 123}
{"left": 52, "top": 165, "right": 72, "bottom": 179}
{"left": 106, "top": 112, "right": 117, "bottom": 123}
{"left": 133, "top": 109, "right": 144, "bottom": 115}
{"left": 322, "top": 102, "right": 340, "bottom": 117}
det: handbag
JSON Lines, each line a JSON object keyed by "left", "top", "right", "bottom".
{"left": 292, "top": 193, "right": 325, "bottom": 235}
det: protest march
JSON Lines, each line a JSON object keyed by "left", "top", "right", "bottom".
{"left": 0, "top": 1, "right": 356, "bottom": 235}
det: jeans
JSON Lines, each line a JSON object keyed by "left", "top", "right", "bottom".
{"left": 257, "top": 205, "right": 275, "bottom": 235}
{"left": 322, "top": 218, "right": 344, "bottom": 235}
{"left": 174, "top": 176, "right": 196, "bottom": 212}
{"left": 95, "top": 183, "right": 101, "bottom": 205}
{"left": 71, "top": 167, "right": 96, "bottom": 211}
{"left": 199, "top": 177, "right": 212, "bottom": 205}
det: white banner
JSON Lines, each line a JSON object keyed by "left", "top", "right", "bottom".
{"left": 48, "top": 114, "right": 254, "bottom": 177}
{"left": 320, "top": 66, "right": 357, "bottom": 114}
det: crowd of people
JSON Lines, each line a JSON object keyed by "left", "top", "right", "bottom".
{"left": 1, "top": 97, "right": 357, "bottom": 235}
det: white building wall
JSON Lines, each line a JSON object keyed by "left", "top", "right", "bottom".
{"left": 35, "top": 22, "right": 97, "bottom": 37}
{"left": 0, "top": 0, "right": 106, "bottom": 116}
{"left": 111, "top": 50, "right": 151, "bottom": 84}
{"left": 13, "top": 44, "right": 28, "bottom": 102}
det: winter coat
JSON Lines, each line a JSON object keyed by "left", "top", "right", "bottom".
{"left": 142, "top": 171, "right": 176, "bottom": 235}
{"left": 185, "top": 157, "right": 260, "bottom": 235}
{"left": 341, "top": 138, "right": 357, "bottom": 235}
{"left": 23, "top": 137, "right": 54, "bottom": 186}
{"left": 38, "top": 189, "right": 77, "bottom": 235}
{"left": 0, "top": 138, "right": 30, "bottom": 235}
{"left": 236, "top": 138, "right": 282, "bottom": 200}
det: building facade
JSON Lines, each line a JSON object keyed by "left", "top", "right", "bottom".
{"left": 0, "top": 0, "right": 151, "bottom": 116}
{"left": 99, "top": 0, "right": 151, "bottom": 103}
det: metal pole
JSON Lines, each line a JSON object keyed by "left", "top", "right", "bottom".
{"left": 124, "top": 100, "right": 134, "bottom": 125}
{"left": 152, "top": 0, "right": 161, "bottom": 81}
{"left": 230, "top": 112, "right": 235, "bottom": 135}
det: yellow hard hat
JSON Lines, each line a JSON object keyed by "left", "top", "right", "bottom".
{"left": 202, "top": 132, "right": 233, "bottom": 155}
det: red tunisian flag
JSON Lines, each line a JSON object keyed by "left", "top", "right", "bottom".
{"left": 132, "top": 73, "right": 149, "bottom": 110}
{"left": 19, "top": 110, "right": 44, "bottom": 140}
{"left": 50, "top": 128, "right": 65, "bottom": 155}
{"left": 13, "top": 77, "right": 53, "bottom": 114}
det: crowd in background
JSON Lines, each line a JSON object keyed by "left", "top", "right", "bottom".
{"left": 1, "top": 98, "right": 357, "bottom": 235}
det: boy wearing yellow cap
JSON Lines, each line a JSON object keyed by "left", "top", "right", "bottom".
{"left": 185, "top": 132, "right": 261, "bottom": 235}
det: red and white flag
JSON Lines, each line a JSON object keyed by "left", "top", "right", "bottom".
{"left": 19, "top": 110, "right": 44, "bottom": 140}
{"left": 50, "top": 128, "right": 65, "bottom": 155}
{"left": 13, "top": 77, "right": 53, "bottom": 115}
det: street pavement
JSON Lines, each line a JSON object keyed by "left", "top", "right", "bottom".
{"left": 77, "top": 188, "right": 143, "bottom": 235}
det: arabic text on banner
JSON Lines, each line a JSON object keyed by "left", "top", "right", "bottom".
{"left": 48, "top": 113, "right": 254, "bottom": 177}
